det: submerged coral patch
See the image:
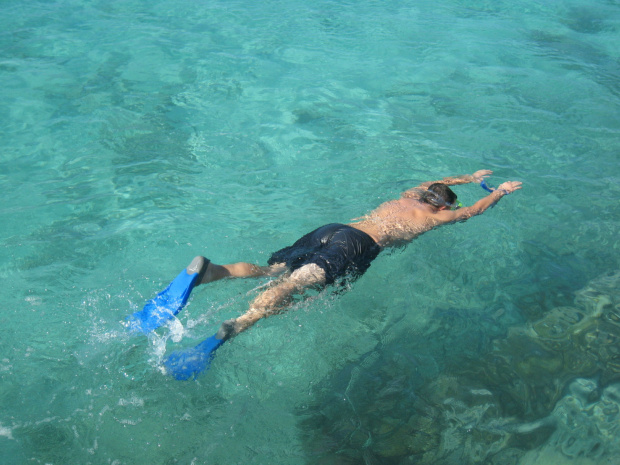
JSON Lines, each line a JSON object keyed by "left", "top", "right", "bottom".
{"left": 297, "top": 271, "right": 620, "bottom": 464}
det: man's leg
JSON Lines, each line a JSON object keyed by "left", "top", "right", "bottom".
{"left": 216, "top": 263, "right": 327, "bottom": 339}
{"left": 128, "top": 257, "right": 286, "bottom": 334}
{"left": 196, "top": 258, "right": 286, "bottom": 285}
{"left": 163, "top": 263, "right": 326, "bottom": 379}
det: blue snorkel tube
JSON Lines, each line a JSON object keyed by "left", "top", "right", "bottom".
{"left": 480, "top": 179, "right": 509, "bottom": 208}
{"left": 480, "top": 179, "right": 495, "bottom": 193}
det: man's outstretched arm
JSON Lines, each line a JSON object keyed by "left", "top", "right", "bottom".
{"left": 401, "top": 170, "right": 493, "bottom": 198}
{"left": 434, "top": 181, "right": 522, "bottom": 224}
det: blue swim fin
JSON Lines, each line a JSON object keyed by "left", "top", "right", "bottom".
{"left": 163, "top": 334, "right": 225, "bottom": 380}
{"left": 127, "top": 257, "right": 209, "bottom": 334}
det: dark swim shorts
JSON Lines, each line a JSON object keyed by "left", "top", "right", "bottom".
{"left": 268, "top": 223, "right": 382, "bottom": 285}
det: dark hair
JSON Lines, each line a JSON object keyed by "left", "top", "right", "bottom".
{"left": 420, "top": 183, "right": 457, "bottom": 207}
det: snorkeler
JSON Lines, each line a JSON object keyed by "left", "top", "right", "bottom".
{"left": 127, "top": 170, "right": 522, "bottom": 379}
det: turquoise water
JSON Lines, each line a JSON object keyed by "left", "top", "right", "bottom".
{"left": 1, "top": 0, "right": 620, "bottom": 463}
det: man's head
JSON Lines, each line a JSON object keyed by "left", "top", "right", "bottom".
{"left": 420, "top": 183, "right": 457, "bottom": 209}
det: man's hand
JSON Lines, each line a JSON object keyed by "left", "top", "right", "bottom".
{"left": 498, "top": 181, "right": 522, "bottom": 194}
{"left": 472, "top": 170, "right": 493, "bottom": 183}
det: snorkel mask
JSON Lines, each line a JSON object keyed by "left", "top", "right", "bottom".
{"left": 446, "top": 199, "right": 462, "bottom": 210}
{"left": 422, "top": 188, "right": 461, "bottom": 210}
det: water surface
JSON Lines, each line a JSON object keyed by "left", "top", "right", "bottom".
{"left": 1, "top": 0, "right": 619, "bottom": 463}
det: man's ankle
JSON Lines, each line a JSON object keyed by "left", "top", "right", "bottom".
{"left": 216, "top": 319, "right": 238, "bottom": 340}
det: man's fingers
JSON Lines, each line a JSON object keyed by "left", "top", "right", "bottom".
{"left": 508, "top": 181, "right": 522, "bottom": 192}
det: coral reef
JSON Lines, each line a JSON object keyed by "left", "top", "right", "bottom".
{"left": 298, "top": 271, "right": 620, "bottom": 464}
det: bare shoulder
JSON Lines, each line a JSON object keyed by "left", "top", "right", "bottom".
{"left": 432, "top": 208, "right": 477, "bottom": 225}
{"left": 400, "top": 187, "right": 424, "bottom": 199}
{"left": 361, "top": 197, "right": 431, "bottom": 226}
{"left": 431, "top": 210, "right": 460, "bottom": 224}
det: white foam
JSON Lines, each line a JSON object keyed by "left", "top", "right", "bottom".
{"left": 166, "top": 318, "right": 185, "bottom": 343}
{"left": 0, "top": 423, "right": 14, "bottom": 440}
{"left": 118, "top": 395, "right": 145, "bottom": 408}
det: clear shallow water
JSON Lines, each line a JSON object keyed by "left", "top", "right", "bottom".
{"left": 1, "top": 0, "right": 619, "bottom": 463}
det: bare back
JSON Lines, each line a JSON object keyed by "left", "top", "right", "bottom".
{"left": 348, "top": 196, "right": 446, "bottom": 248}
{"left": 347, "top": 172, "right": 522, "bottom": 248}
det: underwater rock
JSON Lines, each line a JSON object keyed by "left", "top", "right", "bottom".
{"left": 527, "top": 305, "right": 589, "bottom": 340}
{"left": 298, "top": 353, "right": 524, "bottom": 465}
{"left": 517, "top": 379, "right": 620, "bottom": 464}
{"left": 298, "top": 270, "right": 620, "bottom": 464}
{"left": 475, "top": 270, "right": 620, "bottom": 419}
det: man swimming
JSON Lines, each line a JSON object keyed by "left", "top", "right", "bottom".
{"left": 127, "top": 170, "right": 522, "bottom": 379}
